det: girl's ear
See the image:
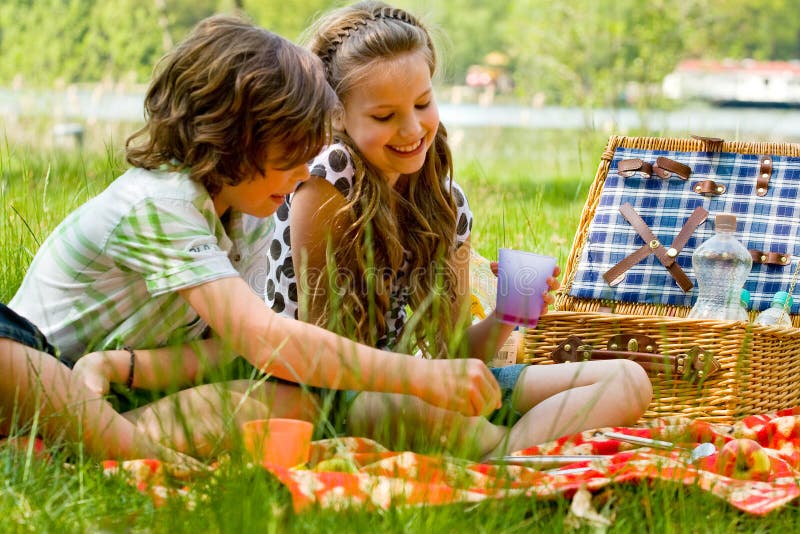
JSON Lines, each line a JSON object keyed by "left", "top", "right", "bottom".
{"left": 332, "top": 104, "right": 345, "bottom": 131}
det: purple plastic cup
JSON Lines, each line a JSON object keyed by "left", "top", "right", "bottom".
{"left": 495, "top": 248, "right": 557, "bottom": 327}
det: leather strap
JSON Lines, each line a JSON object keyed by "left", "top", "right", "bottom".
{"left": 618, "top": 158, "right": 653, "bottom": 178}
{"left": 551, "top": 335, "right": 721, "bottom": 384}
{"left": 604, "top": 244, "right": 652, "bottom": 287}
{"left": 603, "top": 204, "right": 708, "bottom": 292}
{"left": 757, "top": 155, "right": 773, "bottom": 197}
{"left": 750, "top": 249, "right": 791, "bottom": 266}
{"left": 653, "top": 156, "right": 692, "bottom": 180}
{"left": 671, "top": 205, "right": 709, "bottom": 253}
{"left": 619, "top": 157, "right": 691, "bottom": 181}
{"left": 690, "top": 134, "right": 725, "bottom": 144}
{"left": 692, "top": 179, "right": 726, "bottom": 196}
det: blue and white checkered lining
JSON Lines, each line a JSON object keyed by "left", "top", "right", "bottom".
{"left": 569, "top": 147, "right": 800, "bottom": 313}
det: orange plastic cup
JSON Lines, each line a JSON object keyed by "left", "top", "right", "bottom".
{"left": 242, "top": 418, "right": 313, "bottom": 468}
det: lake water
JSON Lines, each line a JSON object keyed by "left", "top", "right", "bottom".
{"left": 2, "top": 87, "right": 800, "bottom": 140}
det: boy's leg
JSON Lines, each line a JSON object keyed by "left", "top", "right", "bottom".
{"left": 225, "top": 378, "right": 320, "bottom": 421}
{"left": 0, "top": 338, "right": 168, "bottom": 460}
{"left": 346, "top": 391, "right": 508, "bottom": 459}
{"left": 488, "top": 360, "right": 652, "bottom": 457}
{"left": 123, "top": 379, "right": 319, "bottom": 458}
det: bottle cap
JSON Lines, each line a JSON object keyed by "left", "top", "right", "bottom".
{"left": 740, "top": 288, "right": 751, "bottom": 307}
{"left": 772, "top": 291, "right": 794, "bottom": 308}
{"left": 715, "top": 214, "right": 737, "bottom": 231}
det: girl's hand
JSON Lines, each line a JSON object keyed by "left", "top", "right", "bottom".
{"left": 540, "top": 265, "right": 561, "bottom": 316}
{"left": 72, "top": 353, "right": 112, "bottom": 398}
{"left": 490, "top": 262, "right": 561, "bottom": 316}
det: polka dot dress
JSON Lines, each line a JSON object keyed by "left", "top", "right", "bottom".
{"left": 265, "top": 142, "right": 473, "bottom": 349}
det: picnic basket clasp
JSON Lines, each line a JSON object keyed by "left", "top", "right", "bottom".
{"left": 603, "top": 204, "right": 709, "bottom": 291}
{"left": 550, "top": 334, "right": 721, "bottom": 384}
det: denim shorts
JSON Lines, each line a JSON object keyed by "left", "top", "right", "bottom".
{"left": 0, "top": 302, "right": 59, "bottom": 358}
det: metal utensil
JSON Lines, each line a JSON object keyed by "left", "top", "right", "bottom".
{"left": 689, "top": 441, "right": 717, "bottom": 461}
{"left": 486, "top": 454, "right": 611, "bottom": 469}
{"left": 602, "top": 431, "right": 676, "bottom": 449}
{"left": 602, "top": 431, "right": 717, "bottom": 462}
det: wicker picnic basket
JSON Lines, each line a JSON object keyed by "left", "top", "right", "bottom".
{"left": 522, "top": 135, "right": 800, "bottom": 423}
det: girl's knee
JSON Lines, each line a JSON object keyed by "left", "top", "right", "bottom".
{"left": 611, "top": 359, "right": 652, "bottom": 415}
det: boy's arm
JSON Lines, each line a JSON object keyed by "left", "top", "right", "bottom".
{"left": 179, "top": 275, "right": 502, "bottom": 418}
{"left": 73, "top": 338, "right": 233, "bottom": 396}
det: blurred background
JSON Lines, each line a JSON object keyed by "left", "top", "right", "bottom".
{"left": 2, "top": 0, "right": 800, "bottom": 150}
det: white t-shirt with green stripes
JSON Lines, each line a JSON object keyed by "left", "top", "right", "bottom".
{"left": 9, "top": 167, "right": 274, "bottom": 365}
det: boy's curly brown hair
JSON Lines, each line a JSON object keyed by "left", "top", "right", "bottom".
{"left": 127, "top": 14, "right": 336, "bottom": 195}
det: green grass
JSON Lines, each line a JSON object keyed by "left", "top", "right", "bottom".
{"left": 3, "top": 131, "right": 800, "bottom": 532}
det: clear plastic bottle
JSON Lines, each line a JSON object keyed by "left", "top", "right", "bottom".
{"left": 687, "top": 214, "right": 753, "bottom": 321}
{"left": 753, "top": 291, "right": 794, "bottom": 326}
{"left": 737, "top": 288, "right": 751, "bottom": 322}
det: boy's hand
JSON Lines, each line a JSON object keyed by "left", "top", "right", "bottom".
{"left": 413, "top": 358, "right": 501, "bottom": 417}
{"left": 72, "top": 352, "right": 112, "bottom": 398}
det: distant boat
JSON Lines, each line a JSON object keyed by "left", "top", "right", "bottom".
{"left": 662, "top": 59, "right": 800, "bottom": 106}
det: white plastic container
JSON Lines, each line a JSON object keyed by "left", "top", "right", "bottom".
{"left": 753, "top": 291, "right": 794, "bottom": 326}
{"left": 688, "top": 214, "right": 753, "bottom": 321}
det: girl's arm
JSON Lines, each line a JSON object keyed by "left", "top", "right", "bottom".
{"left": 287, "top": 177, "right": 351, "bottom": 325}
{"left": 73, "top": 338, "right": 233, "bottom": 396}
{"left": 449, "top": 238, "right": 515, "bottom": 362}
{"left": 452, "top": 239, "right": 560, "bottom": 362}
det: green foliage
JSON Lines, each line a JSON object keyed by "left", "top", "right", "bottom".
{"left": 0, "top": 141, "right": 123, "bottom": 300}
{"left": 505, "top": 0, "right": 686, "bottom": 107}
{"left": 684, "top": 0, "right": 800, "bottom": 60}
{"left": 243, "top": 0, "right": 336, "bottom": 41}
{"left": 405, "top": 0, "right": 514, "bottom": 84}
{"left": 0, "top": 0, "right": 224, "bottom": 86}
{"left": 7, "top": 129, "right": 800, "bottom": 531}
{"left": 3, "top": 0, "right": 800, "bottom": 107}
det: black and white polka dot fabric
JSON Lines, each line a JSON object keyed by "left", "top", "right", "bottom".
{"left": 264, "top": 142, "right": 473, "bottom": 349}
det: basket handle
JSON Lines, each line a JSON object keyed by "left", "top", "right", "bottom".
{"left": 550, "top": 334, "right": 721, "bottom": 384}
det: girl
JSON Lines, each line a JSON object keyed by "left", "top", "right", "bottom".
{"left": 265, "top": 1, "right": 653, "bottom": 458}
{"left": 8, "top": 14, "right": 501, "bottom": 459}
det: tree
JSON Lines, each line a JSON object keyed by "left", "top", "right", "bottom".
{"left": 242, "top": 0, "right": 335, "bottom": 41}
{"left": 502, "top": 0, "right": 691, "bottom": 108}
{"left": 683, "top": 0, "right": 799, "bottom": 60}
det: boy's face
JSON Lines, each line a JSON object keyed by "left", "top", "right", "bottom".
{"left": 338, "top": 50, "right": 439, "bottom": 188}
{"left": 213, "top": 155, "right": 310, "bottom": 217}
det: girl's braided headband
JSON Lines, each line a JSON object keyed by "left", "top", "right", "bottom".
{"left": 318, "top": 7, "right": 420, "bottom": 70}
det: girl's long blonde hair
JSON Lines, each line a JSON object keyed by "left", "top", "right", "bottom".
{"left": 304, "top": 1, "right": 460, "bottom": 355}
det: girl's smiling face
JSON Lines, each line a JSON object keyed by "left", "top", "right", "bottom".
{"left": 337, "top": 50, "right": 439, "bottom": 188}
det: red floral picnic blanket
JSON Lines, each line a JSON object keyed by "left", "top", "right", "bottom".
{"left": 102, "top": 408, "right": 800, "bottom": 516}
